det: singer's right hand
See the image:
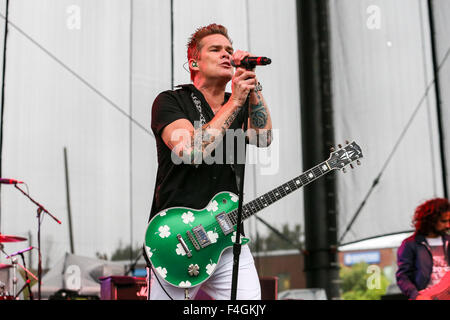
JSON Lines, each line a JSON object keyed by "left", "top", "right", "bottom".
{"left": 230, "top": 68, "right": 256, "bottom": 107}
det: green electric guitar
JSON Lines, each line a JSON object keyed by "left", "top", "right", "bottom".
{"left": 144, "top": 141, "right": 363, "bottom": 288}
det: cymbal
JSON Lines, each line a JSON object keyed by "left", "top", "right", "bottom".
{"left": 0, "top": 263, "right": 12, "bottom": 270}
{"left": 0, "top": 234, "right": 27, "bottom": 243}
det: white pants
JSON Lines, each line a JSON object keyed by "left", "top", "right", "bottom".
{"left": 148, "top": 245, "right": 261, "bottom": 300}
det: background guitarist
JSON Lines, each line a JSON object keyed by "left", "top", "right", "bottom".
{"left": 396, "top": 198, "right": 450, "bottom": 299}
{"left": 147, "top": 23, "right": 272, "bottom": 300}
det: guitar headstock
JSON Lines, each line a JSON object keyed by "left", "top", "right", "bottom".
{"left": 327, "top": 141, "right": 363, "bottom": 171}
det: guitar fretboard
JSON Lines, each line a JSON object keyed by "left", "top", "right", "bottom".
{"left": 226, "top": 160, "right": 332, "bottom": 225}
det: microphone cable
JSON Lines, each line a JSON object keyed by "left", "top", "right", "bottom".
{"left": 142, "top": 245, "right": 174, "bottom": 300}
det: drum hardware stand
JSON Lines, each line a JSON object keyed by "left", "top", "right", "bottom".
{"left": 0, "top": 243, "right": 16, "bottom": 298}
{"left": 0, "top": 280, "right": 6, "bottom": 296}
{"left": 1, "top": 246, "right": 38, "bottom": 300}
{"left": 11, "top": 257, "right": 17, "bottom": 298}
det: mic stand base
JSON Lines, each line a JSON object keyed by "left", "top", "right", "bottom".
{"left": 14, "top": 280, "right": 31, "bottom": 300}
{"left": 230, "top": 242, "right": 242, "bottom": 300}
{"left": 19, "top": 252, "right": 33, "bottom": 300}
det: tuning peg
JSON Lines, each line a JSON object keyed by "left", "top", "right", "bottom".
{"left": 342, "top": 167, "right": 347, "bottom": 173}
{"left": 357, "top": 160, "right": 361, "bottom": 166}
{"left": 350, "top": 164, "right": 354, "bottom": 169}
{"left": 338, "top": 144, "right": 342, "bottom": 148}
{"left": 330, "top": 146, "right": 335, "bottom": 152}
{"left": 345, "top": 140, "right": 350, "bottom": 144}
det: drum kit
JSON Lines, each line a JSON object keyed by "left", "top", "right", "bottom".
{"left": 0, "top": 233, "right": 37, "bottom": 300}
{"left": 0, "top": 180, "right": 62, "bottom": 300}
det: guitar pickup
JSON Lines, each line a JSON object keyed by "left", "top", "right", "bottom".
{"left": 192, "top": 225, "right": 211, "bottom": 248}
{"left": 215, "top": 212, "right": 234, "bottom": 235}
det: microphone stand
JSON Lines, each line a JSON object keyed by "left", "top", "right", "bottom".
{"left": 17, "top": 252, "right": 33, "bottom": 300}
{"left": 230, "top": 75, "right": 252, "bottom": 300}
{"left": 14, "top": 184, "right": 61, "bottom": 300}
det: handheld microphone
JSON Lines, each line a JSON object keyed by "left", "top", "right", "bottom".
{"left": 231, "top": 56, "right": 272, "bottom": 69}
{"left": 0, "top": 178, "right": 24, "bottom": 184}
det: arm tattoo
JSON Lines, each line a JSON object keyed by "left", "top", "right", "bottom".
{"left": 250, "top": 93, "right": 268, "bottom": 128}
{"left": 178, "top": 107, "right": 241, "bottom": 164}
{"left": 223, "top": 107, "right": 240, "bottom": 130}
{"left": 249, "top": 92, "right": 272, "bottom": 147}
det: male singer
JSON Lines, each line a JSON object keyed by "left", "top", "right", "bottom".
{"left": 147, "top": 23, "right": 272, "bottom": 300}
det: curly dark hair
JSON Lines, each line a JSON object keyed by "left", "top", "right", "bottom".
{"left": 412, "top": 198, "right": 450, "bottom": 236}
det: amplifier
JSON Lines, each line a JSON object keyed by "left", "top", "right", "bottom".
{"left": 99, "top": 275, "right": 278, "bottom": 300}
{"left": 99, "top": 276, "right": 148, "bottom": 300}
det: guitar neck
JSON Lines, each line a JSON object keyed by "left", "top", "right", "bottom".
{"left": 227, "top": 160, "right": 333, "bottom": 225}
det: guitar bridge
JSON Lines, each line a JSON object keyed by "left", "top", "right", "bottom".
{"left": 192, "top": 225, "right": 211, "bottom": 248}
{"left": 186, "top": 230, "right": 200, "bottom": 251}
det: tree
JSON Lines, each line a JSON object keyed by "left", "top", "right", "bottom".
{"left": 95, "top": 252, "right": 108, "bottom": 260}
{"left": 249, "top": 223, "right": 303, "bottom": 252}
{"left": 110, "top": 242, "right": 141, "bottom": 261}
{"left": 340, "top": 262, "right": 390, "bottom": 300}
{"left": 95, "top": 241, "right": 141, "bottom": 261}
